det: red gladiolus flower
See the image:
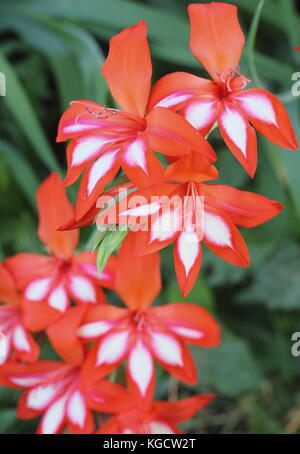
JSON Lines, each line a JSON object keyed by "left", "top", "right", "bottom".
{"left": 54, "top": 233, "right": 220, "bottom": 400}
{"left": 96, "top": 392, "right": 214, "bottom": 434}
{"left": 0, "top": 265, "right": 40, "bottom": 364}
{"left": 98, "top": 153, "right": 284, "bottom": 296}
{"left": 0, "top": 357, "right": 131, "bottom": 434}
{"left": 5, "top": 173, "right": 113, "bottom": 317}
{"left": 57, "top": 21, "right": 216, "bottom": 219}
{"left": 149, "top": 2, "right": 298, "bottom": 177}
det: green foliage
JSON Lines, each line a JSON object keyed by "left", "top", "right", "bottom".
{"left": 0, "top": 0, "right": 299, "bottom": 435}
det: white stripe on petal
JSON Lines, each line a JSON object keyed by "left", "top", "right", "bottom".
{"left": 155, "top": 93, "right": 192, "bottom": 108}
{"left": 128, "top": 341, "right": 153, "bottom": 396}
{"left": 120, "top": 201, "right": 161, "bottom": 217}
{"left": 0, "top": 332, "right": 9, "bottom": 364}
{"left": 220, "top": 106, "right": 247, "bottom": 157}
{"left": 77, "top": 321, "right": 113, "bottom": 338}
{"left": 10, "top": 376, "right": 43, "bottom": 387}
{"left": 170, "top": 326, "right": 204, "bottom": 339}
{"left": 48, "top": 285, "right": 68, "bottom": 312}
{"left": 149, "top": 421, "right": 175, "bottom": 434}
{"left": 40, "top": 395, "right": 68, "bottom": 434}
{"left": 87, "top": 150, "right": 119, "bottom": 195}
{"left": 150, "top": 331, "right": 183, "bottom": 366}
{"left": 70, "top": 275, "right": 96, "bottom": 303}
{"left": 123, "top": 138, "right": 148, "bottom": 174}
{"left": 234, "top": 93, "right": 277, "bottom": 125}
{"left": 63, "top": 123, "right": 100, "bottom": 135}
{"left": 12, "top": 325, "right": 30, "bottom": 352}
{"left": 150, "top": 209, "right": 180, "bottom": 243}
{"left": 27, "top": 383, "right": 59, "bottom": 410}
{"left": 204, "top": 212, "right": 232, "bottom": 247}
{"left": 184, "top": 99, "right": 217, "bottom": 130}
{"left": 25, "top": 278, "right": 52, "bottom": 301}
{"left": 72, "top": 137, "right": 113, "bottom": 167}
{"left": 177, "top": 231, "right": 200, "bottom": 276}
{"left": 67, "top": 391, "right": 86, "bottom": 428}
{"left": 96, "top": 330, "right": 129, "bottom": 366}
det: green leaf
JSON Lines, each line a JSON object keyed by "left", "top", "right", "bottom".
{"left": 96, "top": 229, "right": 127, "bottom": 276}
{"left": 236, "top": 241, "right": 300, "bottom": 310}
{"left": 0, "top": 140, "right": 39, "bottom": 210}
{"left": 0, "top": 51, "right": 60, "bottom": 172}
{"left": 198, "top": 333, "right": 263, "bottom": 396}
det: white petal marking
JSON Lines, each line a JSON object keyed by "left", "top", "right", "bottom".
{"left": 150, "top": 331, "right": 183, "bottom": 366}
{"left": 150, "top": 209, "right": 180, "bottom": 243}
{"left": 12, "top": 325, "right": 30, "bottom": 352}
{"left": 27, "top": 383, "right": 59, "bottom": 410}
{"left": 0, "top": 332, "right": 9, "bottom": 364}
{"left": 70, "top": 275, "right": 96, "bottom": 303}
{"left": 63, "top": 123, "right": 100, "bottom": 135}
{"left": 177, "top": 231, "right": 200, "bottom": 276}
{"left": 221, "top": 107, "right": 247, "bottom": 156}
{"left": 128, "top": 341, "right": 153, "bottom": 396}
{"left": 77, "top": 321, "right": 113, "bottom": 338}
{"left": 120, "top": 201, "right": 161, "bottom": 217}
{"left": 25, "top": 277, "right": 52, "bottom": 301}
{"left": 155, "top": 93, "right": 192, "bottom": 108}
{"left": 170, "top": 326, "right": 204, "bottom": 339}
{"left": 235, "top": 93, "right": 277, "bottom": 125}
{"left": 149, "top": 421, "right": 175, "bottom": 434}
{"left": 40, "top": 394, "right": 68, "bottom": 434}
{"left": 48, "top": 285, "right": 68, "bottom": 312}
{"left": 72, "top": 136, "right": 113, "bottom": 167}
{"left": 87, "top": 150, "right": 119, "bottom": 195}
{"left": 184, "top": 99, "right": 217, "bottom": 130}
{"left": 67, "top": 391, "right": 86, "bottom": 428}
{"left": 10, "top": 376, "right": 43, "bottom": 387}
{"left": 123, "top": 138, "right": 148, "bottom": 174}
{"left": 96, "top": 330, "right": 129, "bottom": 366}
{"left": 204, "top": 212, "right": 232, "bottom": 247}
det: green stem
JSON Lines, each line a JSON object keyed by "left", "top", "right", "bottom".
{"left": 247, "top": 0, "right": 265, "bottom": 88}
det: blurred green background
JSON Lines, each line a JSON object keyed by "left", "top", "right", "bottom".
{"left": 0, "top": 0, "right": 300, "bottom": 434}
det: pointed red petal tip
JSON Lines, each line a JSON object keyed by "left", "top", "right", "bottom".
{"left": 102, "top": 20, "right": 152, "bottom": 117}
{"left": 188, "top": 2, "right": 245, "bottom": 79}
{"left": 295, "top": 46, "right": 300, "bottom": 52}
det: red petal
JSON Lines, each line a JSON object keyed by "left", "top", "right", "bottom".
{"left": 115, "top": 232, "right": 161, "bottom": 309}
{"left": 203, "top": 206, "right": 249, "bottom": 267}
{"left": 22, "top": 299, "right": 61, "bottom": 332}
{"left": 150, "top": 303, "right": 220, "bottom": 347}
{"left": 102, "top": 21, "right": 152, "bottom": 117}
{"left": 155, "top": 394, "right": 214, "bottom": 424}
{"left": 146, "top": 107, "right": 216, "bottom": 160}
{"left": 149, "top": 330, "right": 197, "bottom": 384}
{"left": 173, "top": 232, "right": 202, "bottom": 297}
{"left": 201, "top": 184, "right": 284, "bottom": 227}
{"left": 188, "top": 3, "right": 245, "bottom": 79}
{"left": 37, "top": 173, "right": 79, "bottom": 256}
{"left": 121, "top": 135, "right": 165, "bottom": 187}
{"left": 233, "top": 88, "right": 298, "bottom": 150}
{"left": 218, "top": 102, "right": 257, "bottom": 177}
{"left": 75, "top": 150, "right": 120, "bottom": 219}
{"left": 148, "top": 71, "right": 215, "bottom": 111}
{"left": 165, "top": 151, "right": 218, "bottom": 183}
{"left": 46, "top": 305, "right": 87, "bottom": 365}
{"left": 0, "top": 264, "right": 19, "bottom": 305}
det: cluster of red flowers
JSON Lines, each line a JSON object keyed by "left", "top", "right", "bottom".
{"left": 0, "top": 3, "right": 297, "bottom": 434}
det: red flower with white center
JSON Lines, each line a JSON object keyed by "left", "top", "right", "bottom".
{"left": 0, "top": 355, "right": 131, "bottom": 434}
{"left": 96, "top": 392, "right": 214, "bottom": 434}
{"left": 98, "top": 153, "right": 284, "bottom": 296}
{"left": 0, "top": 264, "right": 40, "bottom": 365}
{"left": 5, "top": 173, "right": 113, "bottom": 317}
{"left": 148, "top": 2, "right": 298, "bottom": 177}
{"left": 59, "top": 233, "right": 221, "bottom": 400}
{"left": 56, "top": 21, "right": 216, "bottom": 219}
